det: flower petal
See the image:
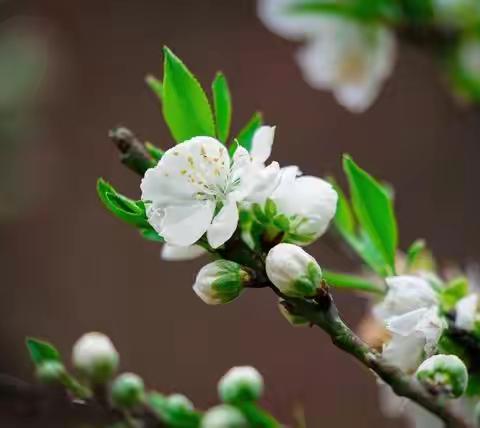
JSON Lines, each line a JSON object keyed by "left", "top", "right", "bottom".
{"left": 250, "top": 126, "right": 275, "bottom": 164}
{"left": 455, "top": 294, "right": 478, "bottom": 331}
{"left": 161, "top": 244, "right": 207, "bottom": 261}
{"left": 159, "top": 200, "right": 215, "bottom": 247}
{"left": 207, "top": 198, "right": 239, "bottom": 249}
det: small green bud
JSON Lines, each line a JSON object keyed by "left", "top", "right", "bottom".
{"left": 201, "top": 405, "right": 247, "bottom": 428}
{"left": 266, "top": 243, "right": 322, "bottom": 298}
{"left": 165, "top": 393, "right": 194, "bottom": 413}
{"left": 72, "top": 332, "right": 119, "bottom": 383}
{"left": 111, "top": 372, "right": 145, "bottom": 408}
{"left": 193, "top": 261, "right": 250, "bottom": 305}
{"left": 416, "top": 355, "right": 468, "bottom": 398}
{"left": 278, "top": 301, "right": 309, "bottom": 327}
{"left": 218, "top": 366, "right": 264, "bottom": 403}
{"left": 36, "top": 360, "right": 66, "bottom": 384}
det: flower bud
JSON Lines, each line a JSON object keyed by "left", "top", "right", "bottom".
{"left": 416, "top": 355, "right": 468, "bottom": 398}
{"left": 165, "top": 393, "right": 194, "bottom": 413}
{"left": 36, "top": 361, "right": 66, "bottom": 384}
{"left": 201, "top": 405, "right": 247, "bottom": 428}
{"left": 265, "top": 243, "right": 322, "bottom": 297}
{"left": 111, "top": 372, "right": 145, "bottom": 408}
{"left": 218, "top": 366, "right": 263, "bottom": 403}
{"left": 193, "top": 261, "right": 250, "bottom": 305}
{"left": 72, "top": 332, "right": 119, "bottom": 383}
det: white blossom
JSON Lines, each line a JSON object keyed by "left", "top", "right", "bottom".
{"left": 202, "top": 405, "right": 247, "bottom": 428}
{"left": 161, "top": 244, "right": 207, "bottom": 261}
{"left": 374, "top": 275, "right": 438, "bottom": 321}
{"left": 455, "top": 294, "right": 478, "bottom": 331}
{"left": 258, "top": 0, "right": 396, "bottom": 112}
{"left": 271, "top": 166, "right": 337, "bottom": 244}
{"left": 383, "top": 307, "right": 446, "bottom": 373}
{"left": 141, "top": 133, "right": 280, "bottom": 249}
{"left": 265, "top": 243, "right": 322, "bottom": 297}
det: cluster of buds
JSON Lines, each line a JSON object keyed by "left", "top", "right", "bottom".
{"left": 26, "top": 333, "right": 278, "bottom": 427}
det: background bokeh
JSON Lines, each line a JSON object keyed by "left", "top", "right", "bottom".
{"left": 1, "top": 1, "right": 480, "bottom": 427}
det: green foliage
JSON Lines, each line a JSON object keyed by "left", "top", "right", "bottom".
{"left": 162, "top": 47, "right": 215, "bottom": 142}
{"left": 26, "top": 338, "right": 61, "bottom": 365}
{"left": 145, "top": 142, "right": 164, "bottom": 162}
{"left": 439, "top": 277, "right": 469, "bottom": 312}
{"left": 234, "top": 112, "right": 263, "bottom": 152}
{"left": 97, "top": 179, "right": 150, "bottom": 228}
{"left": 323, "top": 270, "right": 384, "bottom": 294}
{"left": 342, "top": 155, "right": 398, "bottom": 276}
{"left": 212, "top": 72, "right": 232, "bottom": 142}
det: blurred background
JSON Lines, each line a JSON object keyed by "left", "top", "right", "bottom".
{"left": 1, "top": 0, "right": 479, "bottom": 426}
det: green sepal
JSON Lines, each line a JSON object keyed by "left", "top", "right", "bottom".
{"left": 139, "top": 227, "right": 165, "bottom": 243}
{"left": 162, "top": 47, "right": 215, "bottom": 143}
{"left": 26, "top": 338, "right": 61, "bottom": 366}
{"left": 212, "top": 72, "right": 232, "bottom": 143}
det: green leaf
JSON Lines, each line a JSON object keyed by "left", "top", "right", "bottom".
{"left": 212, "top": 72, "right": 232, "bottom": 142}
{"left": 145, "top": 74, "right": 164, "bottom": 101}
{"left": 343, "top": 155, "right": 398, "bottom": 276}
{"left": 329, "top": 178, "right": 355, "bottom": 237}
{"left": 97, "top": 178, "right": 150, "bottom": 228}
{"left": 234, "top": 112, "right": 263, "bottom": 152}
{"left": 439, "top": 277, "right": 469, "bottom": 312}
{"left": 406, "top": 239, "right": 426, "bottom": 268}
{"left": 323, "top": 270, "right": 384, "bottom": 294}
{"left": 235, "top": 402, "right": 281, "bottom": 428}
{"left": 162, "top": 47, "right": 215, "bottom": 142}
{"left": 26, "top": 338, "right": 61, "bottom": 365}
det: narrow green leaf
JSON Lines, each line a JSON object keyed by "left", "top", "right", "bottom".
{"left": 343, "top": 155, "right": 398, "bottom": 276}
{"left": 329, "top": 178, "right": 355, "bottom": 237}
{"left": 145, "top": 74, "right": 164, "bottom": 101}
{"left": 162, "top": 47, "right": 215, "bottom": 142}
{"left": 97, "top": 178, "right": 150, "bottom": 228}
{"left": 234, "top": 112, "right": 263, "bottom": 152}
{"left": 323, "top": 270, "right": 384, "bottom": 294}
{"left": 212, "top": 72, "right": 232, "bottom": 142}
{"left": 406, "top": 239, "right": 426, "bottom": 267}
{"left": 26, "top": 338, "right": 61, "bottom": 365}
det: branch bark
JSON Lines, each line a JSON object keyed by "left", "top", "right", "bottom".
{"left": 279, "top": 290, "right": 473, "bottom": 428}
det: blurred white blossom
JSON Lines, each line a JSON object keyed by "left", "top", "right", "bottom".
{"left": 258, "top": 0, "right": 396, "bottom": 112}
{"left": 161, "top": 244, "right": 207, "bottom": 261}
{"left": 455, "top": 294, "right": 478, "bottom": 331}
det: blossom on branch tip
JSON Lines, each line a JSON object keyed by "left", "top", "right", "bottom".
{"left": 141, "top": 135, "right": 280, "bottom": 249}
{"left": 374, "top": 275, "right": 438, "bottom": 321}
{"left": 111, "top": 372, "right": 145, "bottom": 408}
{"left": 193, "top": 260, "right": 251, "bottom": 305}
{"left": 266, "top": 243, "right": 322, "bottom": 297}
{"left": 271, "top": 166, "right": 337, "bottom": 244}
{"left": 382, "top": 307, "right": 446, "bottom": 373}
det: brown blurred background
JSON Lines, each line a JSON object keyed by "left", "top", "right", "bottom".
{"left": 0, "top": 1, "right": 479, "bottom": 427}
